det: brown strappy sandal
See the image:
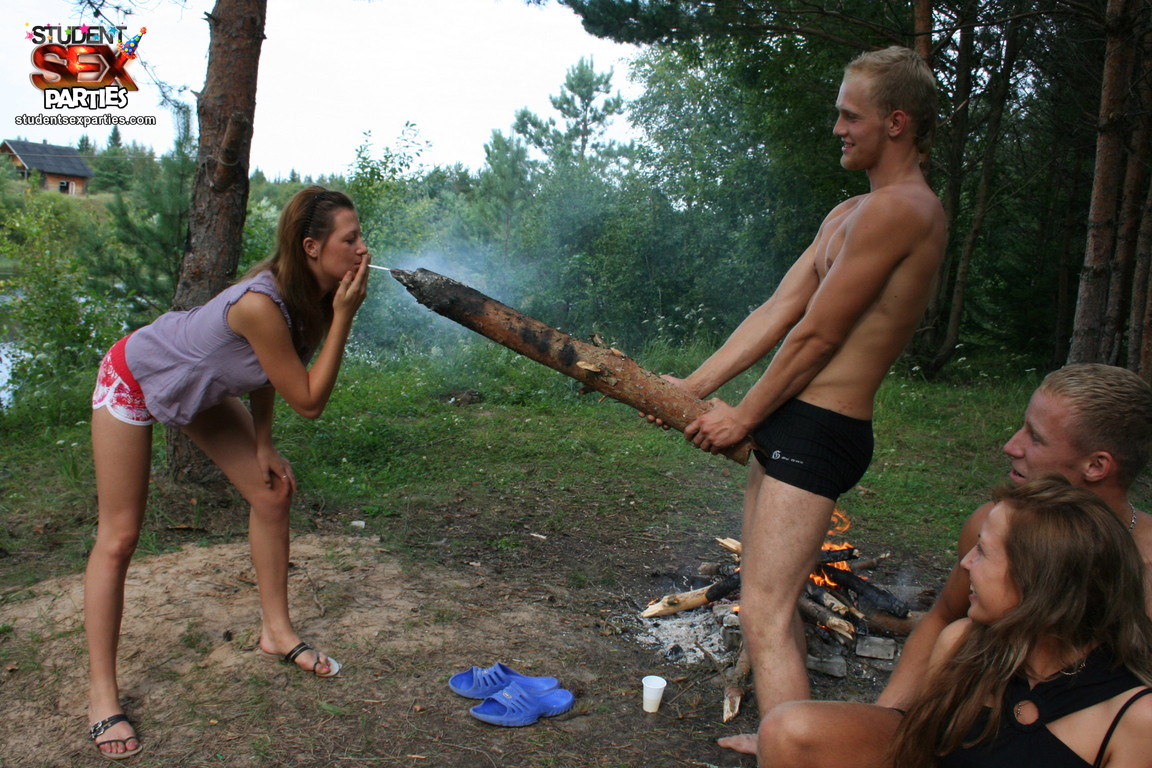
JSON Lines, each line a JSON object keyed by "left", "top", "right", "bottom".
{"left": 89, "top": 714, "right": 142, "bottom": 760}
{"left": 266, "top": 641, "right": 342, "bottom": 677}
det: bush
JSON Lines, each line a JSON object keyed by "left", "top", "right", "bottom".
{"left": 0, "top": 191, "right": 127, "bottom": 412}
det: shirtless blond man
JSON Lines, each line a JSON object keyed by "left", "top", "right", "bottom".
{"left": 757, "top": 364, "right": 1152, "bottom": 767}
{"left": 660, "top": 47, "right": 946, "bottom": 754}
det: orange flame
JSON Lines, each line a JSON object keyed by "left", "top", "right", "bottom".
{"left": 810, "top": 508, "right": 853, "bottom": 587}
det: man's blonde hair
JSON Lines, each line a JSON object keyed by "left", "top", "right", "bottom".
{"left": 845, "top": 46, "right": 937, "bottom": 155}
{"left": 1040, "top": 364, "right": 1152, "bottom": 485}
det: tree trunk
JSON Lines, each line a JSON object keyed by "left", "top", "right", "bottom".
{"left": 1068, "top": 0, "right": 1138, "bottom": 364}
{"left": 166, "top": 0, "right": 267, "bottom": 484}
{"left": 1102, "top": 48, "right": 1150, "bottom": 365}
{"left": 914, "top": 0, "right": 932, "bottom": 62}
{"left": 1131, "top": 172, "right": 1152, "bottom": 378}
{"left": 916, "top": 1, "right": 973, "bottom": 360}
{"left": 1052, "top": 167, "right": 1088, "bottom": 369}
{"left": 927, "top": 19, "right": 1020, "bottom": 375}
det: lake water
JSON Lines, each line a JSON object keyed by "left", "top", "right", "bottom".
{"left": 0, "top": 341, "right": 17, "bottom": 407}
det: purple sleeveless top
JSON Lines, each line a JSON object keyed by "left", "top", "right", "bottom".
{"left": 124, "top": 271, "right": 304, "bottom": 426}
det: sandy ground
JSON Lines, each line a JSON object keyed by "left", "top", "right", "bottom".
{"left": 1, "top": 533, "right": 773, "bottom": 768}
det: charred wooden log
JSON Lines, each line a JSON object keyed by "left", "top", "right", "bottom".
{"left": 722, "top": 645, "right": 752, "bottom": 722}
{"left": 860, "top": 609, "right": 923, "bottom": 638}
{"left": 713, "top": 537, "right": 858, "bottom": 566}
{"left": 797, "top": 596, "right": 855, "bottom": 642}
{"left": 850, "top": 552, "right": 892, "bottom": 572}
{"left": 817, "top": 565, "right": 911, "bottom": 618}
{"left": 819, "top": 547, "right": 860, "bottom": 565}
{"left": 391, "top": 267, "right": 753, "bottom": 464}
{"left": 698, "top": 562, "right": 740, "bottom": 578}
{"left": 641, "top": 575, "right": 741, "bottom": 618}
{"left": 806, "top": 584, "right": 865, "bottom": 622}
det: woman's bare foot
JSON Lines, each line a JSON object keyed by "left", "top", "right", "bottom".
{"left": 718, "top": 733, "right": 759, "bottom": 755}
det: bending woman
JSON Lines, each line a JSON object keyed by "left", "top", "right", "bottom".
{"left": 85, "top": 186, "right": 370, "bottom": 759}
{"left": 892, "top": 475, "right": 1152, "bottom": 768}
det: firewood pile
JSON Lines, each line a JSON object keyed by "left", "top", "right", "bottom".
{"left": 638, "top": 515, "right": 928, "bottom": 721}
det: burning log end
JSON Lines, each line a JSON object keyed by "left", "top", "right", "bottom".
{"left": 818, "top": 565, "right": 911, "bottom": 618}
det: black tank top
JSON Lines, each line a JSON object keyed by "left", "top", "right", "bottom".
{"left": 939, "top": 646, "right": 1150, "bottom": 768}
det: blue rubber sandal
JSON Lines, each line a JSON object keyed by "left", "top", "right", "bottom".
{"left": 469, "top": 680, "right": 574, "bottom": 727}
{"left": 448, "top": 662, "right": 559, "bottom": 699}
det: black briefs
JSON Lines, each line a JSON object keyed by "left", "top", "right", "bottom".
{"left": 751, "top": 398, "right": 874, "bottom": 501}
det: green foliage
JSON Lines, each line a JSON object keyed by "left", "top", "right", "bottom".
{"left": 94, "top": 103, "right": 196, "bottom": 320}
{"left": 87, "top": 126, "right": 153, "bottom": 194}
{"left": 347, "top": 125, "right": 431, "bottom": 257}
{"left": 343, "top": 126, "right": 454, "bottom": 353}
{"left": 0, "top": 190, "right": 126, "bottom": 411}
{"left": 239, "top": 197, "right": 280, "bottom": 273}
{"left": 513, "top": 57, "right": 631, "bottom": 167}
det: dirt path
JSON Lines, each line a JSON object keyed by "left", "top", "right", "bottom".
{"left": 1, "top": 534, "right": 785, "bottom": 767}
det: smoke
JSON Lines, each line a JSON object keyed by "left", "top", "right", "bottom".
{"left": 356, "top": 239, "right": 524, "bottom": 361}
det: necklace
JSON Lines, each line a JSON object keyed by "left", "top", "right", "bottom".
{"left": 1130, "top": 503, "right": 1138, "bottom": 532}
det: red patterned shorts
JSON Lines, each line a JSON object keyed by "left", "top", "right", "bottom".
{"left": 92, "top": 335, "right": 156, "bottom": 426}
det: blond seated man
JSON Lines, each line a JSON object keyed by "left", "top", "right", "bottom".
{"left": 757, "top": 364, "right": 1152, "bottom": 767}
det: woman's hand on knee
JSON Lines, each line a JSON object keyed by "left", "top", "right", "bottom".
{"left": 257, "top": 444, "right": 295, "bottom": 494}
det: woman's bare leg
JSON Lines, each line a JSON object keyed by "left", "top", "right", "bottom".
{"left": 181, "top": 398, "right": 334, "bottom": 674}
{"left": 85, "top": 407, "right": 151, "bottom": 756}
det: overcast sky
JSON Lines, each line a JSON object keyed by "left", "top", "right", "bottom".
{"left": 4, "top": 0, "right": 639, "bottom": 178}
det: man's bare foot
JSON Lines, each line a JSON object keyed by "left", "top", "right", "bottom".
{"left": 718, "top": 733, "right": 759, "bottom": 755}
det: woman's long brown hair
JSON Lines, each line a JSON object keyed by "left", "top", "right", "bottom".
{"left": 245, "top": 186, "right": 356, "bottom": 357}
{"left": 890, "top": 475, "right": 1152, "bottom": 768}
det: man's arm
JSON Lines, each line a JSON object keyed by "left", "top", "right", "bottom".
{"left": 679, "top": 243, "right": 822, "bottom": 400}
{"left": 689, "top": 192, "right": 933, "bottom": 450}
{"left": 876, "top": 502, "right": 990, "bottom": 709}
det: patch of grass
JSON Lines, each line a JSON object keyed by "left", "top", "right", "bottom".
{"left": 180, "top": 623, "right": 213, "bottom": 655}
{"left": 2, "top": 342, "right": 1145, "bottom": 592}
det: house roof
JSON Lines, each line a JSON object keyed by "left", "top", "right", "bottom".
{"left": 1, "top": 139, "right": 93, "bottom": 178}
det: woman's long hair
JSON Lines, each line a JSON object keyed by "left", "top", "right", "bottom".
{"left": 891, "top": 475, "right": 1152, "bottom": 768}
{"left": 246, "top": 186, "right": 356, "bottom": 356}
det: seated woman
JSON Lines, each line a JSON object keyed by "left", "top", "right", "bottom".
{"left": 890, "top": 475, "right": 1152, "bottom": 768}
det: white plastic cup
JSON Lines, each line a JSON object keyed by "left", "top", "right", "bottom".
{"left": 641, "top": 675, "right": 667, "bottom": 713}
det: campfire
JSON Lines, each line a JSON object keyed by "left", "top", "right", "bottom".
{"left": 637, "top": 511, "right": 926, "bottom": 721}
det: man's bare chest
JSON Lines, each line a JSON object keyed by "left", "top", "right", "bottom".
{"left": 813, "top": 199, "right": 865, "bottom": 278}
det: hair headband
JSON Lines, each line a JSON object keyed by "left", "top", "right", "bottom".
{"left": 302, "top": 190, "right": 326, "bottom": 240}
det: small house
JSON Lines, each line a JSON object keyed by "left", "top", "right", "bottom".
{"left": 1, "top": 139, "right": 94, "bottom": 195}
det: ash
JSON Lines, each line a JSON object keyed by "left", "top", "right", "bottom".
{"left": 631, "top": 607, "right": 733, "bottom": 665}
